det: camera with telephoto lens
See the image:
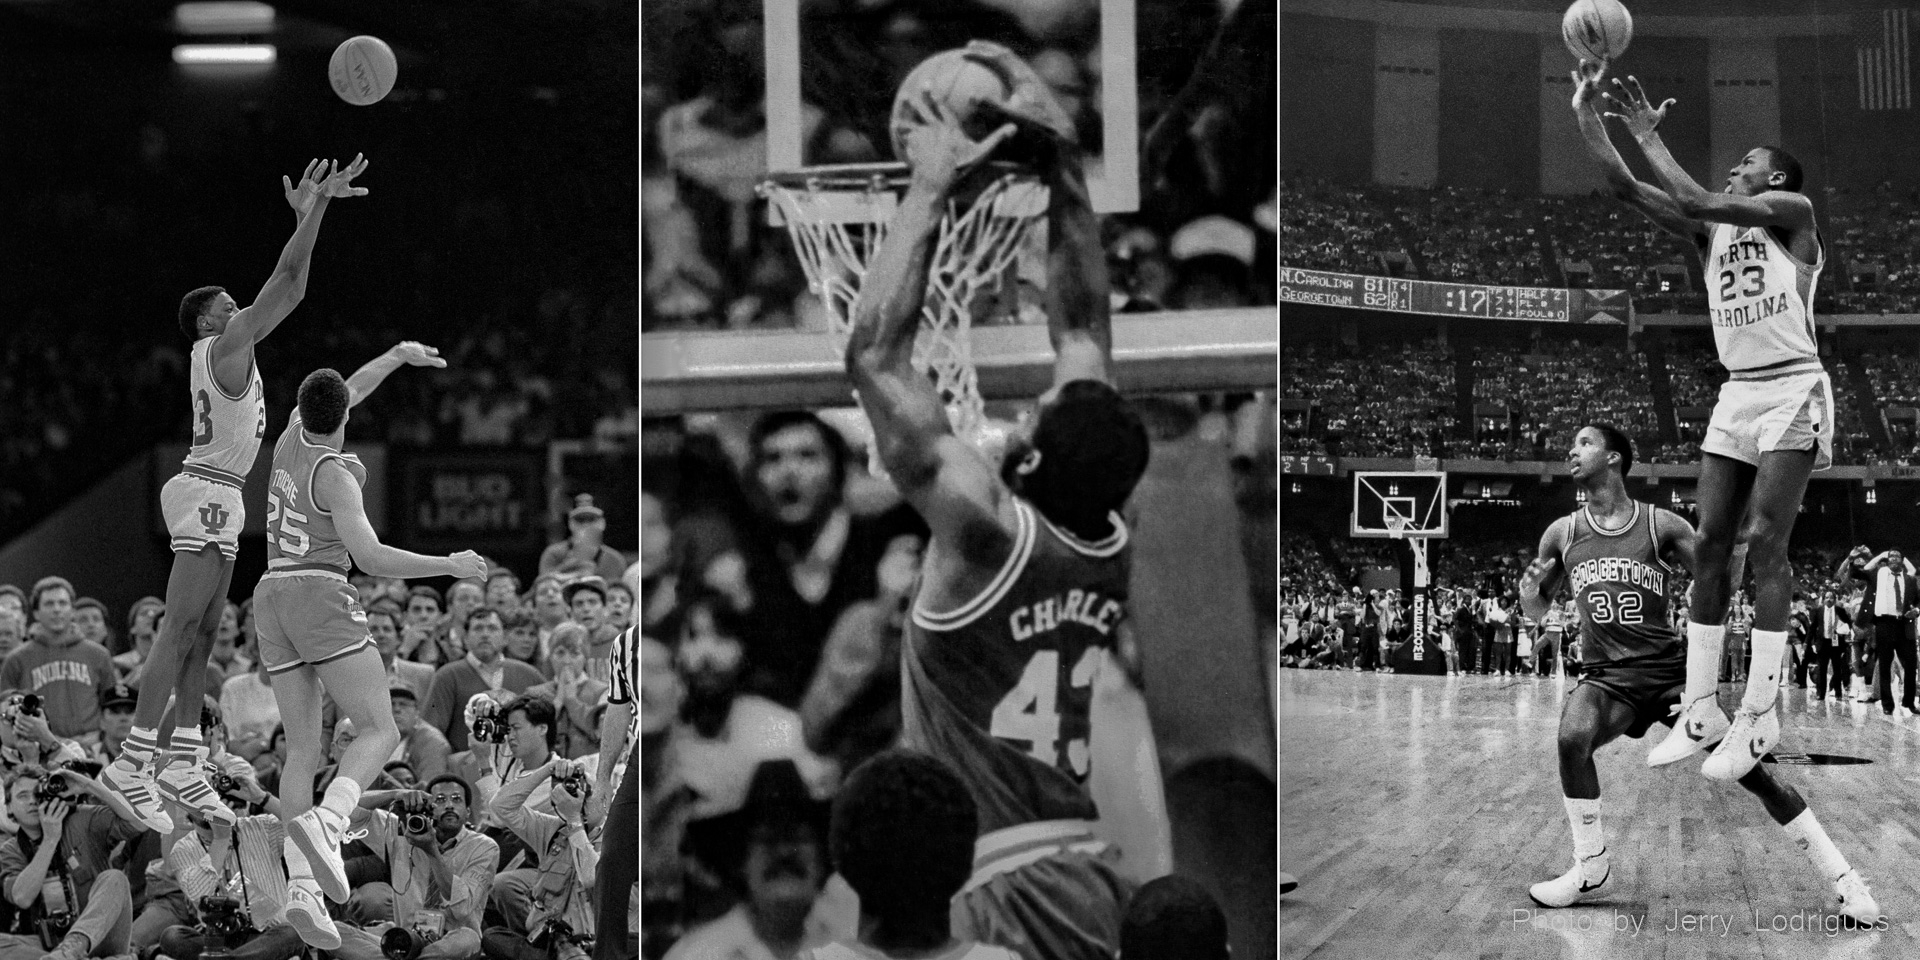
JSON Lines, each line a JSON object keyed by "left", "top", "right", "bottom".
{"left": 537, "top": 918, "right": 593, "bottom": 953}
{"left": 380, "top": 909, "right": 445, "bottom": 960}
{"left": 33, "top": 761, "right": 102, "bottom": 805}
{"left": 397, "top": 795, "right": 434, "bottom": 836}
{"left": 206, "top": 762, "right": 240, "bottom": 797}
{"left": 553, "top": 767, "right": 591, "bottom": 800}
{"left": 470, "top": 699, "right": 508, "bottom": 745}
{"left": 197, "top": 895, "right": 252, "bottom": 944}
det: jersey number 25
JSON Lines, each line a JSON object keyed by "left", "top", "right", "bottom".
{"left": 991, "top": 647, "right": 1100, "bottom": 779}
{"left": 266, "top": 493, "right": 312, "bottom": 556}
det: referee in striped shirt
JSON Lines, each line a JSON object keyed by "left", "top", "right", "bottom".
{"left": 593, "top": 626, "right": 637, "bottom": 960}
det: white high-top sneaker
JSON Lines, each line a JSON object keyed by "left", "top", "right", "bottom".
{"left": 1529, "top": 848, "right": 1610, "bottom": 908}
{"left": 1835, "top": 870, "right": 1882, "bottom": 925}
{"left": 1647, "top": 696, "right": 1730, "bottom": 767}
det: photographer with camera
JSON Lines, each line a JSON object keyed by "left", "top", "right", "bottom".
{"left": 151, "top": 758, "right": 307, "bottom": 960}
{"left": 423, "top": 609, "right": 546, "bottom": 757}
{"left": 481, "top": 757, "right": 600, "bottom": 960}
{"left": 0, "top": 765, "right": 149, "bottom": 960}
{"left": 460, "top": 696, "right": 597, "bottom": 874}
{"left": 0, "top": 692, "right": 89, "bottom": 793}
{"left": 331, "top": 775, "right": 499, "bottom": 960}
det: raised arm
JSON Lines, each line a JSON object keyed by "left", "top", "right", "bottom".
{"left": 1570, "top": 61, "right": 1709, "bottom": 251}
{"left": 345, "top": 341, "right": 446, "bottom": 408}
{"left": 213, "top": 157, "right": 371, "bottom": 374}
{"left": 844, "top": 92, "right": 1017, "bottom": 553}
{"left": 1518, "top": 517, "right": 1572, "bottom": 623}
{"left": 967, "top": 42, "right": 1112, "bottom": 387}
{"left": 317, "top": 460, "right": 486, "bottom": 580}
{"left": 1602, "top": 77, "right": 1813, "bottom": 231}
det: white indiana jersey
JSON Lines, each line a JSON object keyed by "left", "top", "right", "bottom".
{"left": 183, "top": 337, "right": 266, "bottom": 481}
{"left": 1706, "top": 222, "right": 1824, "bottom": 374}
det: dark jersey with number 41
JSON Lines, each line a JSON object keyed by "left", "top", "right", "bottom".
{"left": 901, "top": 498, "right": 1130, "bottom": 835}
{"left": 1561, "top": 501, "right": 1680, "bottom": 665}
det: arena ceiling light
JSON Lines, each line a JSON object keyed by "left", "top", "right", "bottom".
{"left": 172, "top": 44, "right": 276, "bottom": 64}
{"left": 174, "top": 2, "right": 275, "bottom": 34}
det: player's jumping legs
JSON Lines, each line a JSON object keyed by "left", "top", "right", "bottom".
{"left": 1533, "top": 683, "right": 1637, "bottom": 907}
{"left": 291, "top": 647, "right": 400, "bottom": 902}
{"left": 152, "top": 566, "right": 235, "bottom": 825}
{"left": 100, "top": 546, "right": 234, "bottom": 832}
{"left": 1704, "top": 449, "right": 1815, "bottom": 781}
{"left": 1733, "top": 765, "right": 1881, "bottom": 922}
{"left": 1651, "top": 454, "right": 1751, "bottom": 767}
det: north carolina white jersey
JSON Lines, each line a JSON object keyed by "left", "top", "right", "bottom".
{"left": 183, "top": 337, "right": 267, "bottom": 483}
{"left": 1706, "top": 222, "right": 1824, "bottom": 374}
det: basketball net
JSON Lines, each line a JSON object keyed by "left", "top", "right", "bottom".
{"left": 759, "top": 163, "right": 1047, "bottom": 478}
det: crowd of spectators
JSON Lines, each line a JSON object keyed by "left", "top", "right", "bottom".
{"left": 1383, "top": 185, "right": 1545, "bottom": 287}
{"left": 1278, "top": 178, "right": 1400, "bottom": 275}
{"left": 1464, "top": 340, "right": 1661, "bottom": 461}
{"left": 0, "top": 538, "right": 641, "bottom": 960}
{"left": 1280, "top": 341, "right": 1454, "bottom": 458}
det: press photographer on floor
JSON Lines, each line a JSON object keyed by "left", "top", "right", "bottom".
{"left": 463, "top": 695, "right": 599, "bottom": 869}
{"left": 481, "top": 757, "right": 601, "bottom": 960}
{"left": 0, "top": 764, "right": 148, "bottom": 960}
{"left": 334, "top": 776, "right": 500, "bottom": 960}
{"left": 151, "top": 757, "right": 307, "bottom": 960}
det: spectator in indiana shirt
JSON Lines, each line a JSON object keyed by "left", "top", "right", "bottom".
{"left": 1, "top": 578, "right": 115, "bottom": 741}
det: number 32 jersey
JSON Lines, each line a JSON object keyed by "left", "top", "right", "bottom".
{"left": 902, "top": 498, "right": 1130, "bottom": 834}
{"left": 263, "top": 411, "right": 365, "bottom": 573}
{"left": 1561, "top": 501, "right": 1680, "bottom": 665}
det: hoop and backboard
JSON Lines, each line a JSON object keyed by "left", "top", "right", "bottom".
{"left": 1350, "top": 471, "right": 1449, "bottom": 540}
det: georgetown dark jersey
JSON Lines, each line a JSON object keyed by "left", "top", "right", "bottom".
{"left": 1562, "top": 501, "right": 1680, "bottom": 664}
{"left": 901, "top": 498, "right": 1130, "bottom": 834}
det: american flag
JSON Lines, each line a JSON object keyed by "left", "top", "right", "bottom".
{"left": 1858, "top": 9, "right": 1911, "bottom": 110}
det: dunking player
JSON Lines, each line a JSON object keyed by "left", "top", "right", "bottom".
{"left": 844, "top": 43, "right": 1148, "bottom": 960}
{"left": 101, "top": 157, "right": 372, "bottom": 832}
{"left": 1572, "top": 60, "right": 1829, "bottom": 781}
{"left": 1519, "top": 425, "right": 1878, "bottom": 922}
{"left": 253, "top": 347, "right": 486, "bottom": 948}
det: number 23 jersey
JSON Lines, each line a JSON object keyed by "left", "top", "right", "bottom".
{"left": 902, "top": 498, "right": 1129, "bottom": 834}
{"left": 184, "top": 336, "right": 267, "bottom": 480}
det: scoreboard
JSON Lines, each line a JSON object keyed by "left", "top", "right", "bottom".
{"left": 1277, "top": 268, "right": 1628, "bottom": 324}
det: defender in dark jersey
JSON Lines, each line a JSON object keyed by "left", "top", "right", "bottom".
{"left": 844, "top": 44, "right": 1149, "bottom": 960}
{"left": 1518, "top": 426, "right": 1879, "bottom": 922}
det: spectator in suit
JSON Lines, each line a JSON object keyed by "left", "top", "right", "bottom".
{"left": 1846, "top": 545, "right": 1920, "bottom": 716}
{"left": 1805, "top": 586, "right": 1852, "bottom": 702}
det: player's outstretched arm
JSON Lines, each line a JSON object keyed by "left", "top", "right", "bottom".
{"left": 220, "top": 155, "right": 371, "bottom": 359}
{"left": 846, "top": 93, "right": 1018, "bottom": 550}
{"left": 1602, "top": 78, "right": 1813, "bottom": 231}
{"left": 1570, "top": 61, "right": 1708, "bottom": 250}
{"left": 345, "top": 341, "right": 447, "bottom": 408}
{"left": 1519, "top": 517, "right": 1571, "bottom": 623}
{"left": 1655, "top": 507, "right": 1701, "bottom": 578}
{"left": 966, "top": 41, "right": 1112, "bottom": 388}
{"left": 317, "top": 460, "right": 486, "bottom": 581}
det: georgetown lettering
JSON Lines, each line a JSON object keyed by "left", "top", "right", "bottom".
{"left": 1567, "top": 557, "right": 1666, "bottom": 595}
{"left": 29, "top": 661, "right": 94, "bottom": 689}
{"left": 1010, "top": 589, "right": 1123, "bottom": 642}
{"left": 1712, "top": 292, "right": 1794, "bottom": 329}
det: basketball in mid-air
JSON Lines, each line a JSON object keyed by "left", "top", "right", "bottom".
{"left": 329, "top": 35, "right": 398, "bottom": 107}
{"left": 889, "top": 47, "right": 1015, "bottom": 163}
{"left": 1562, "top": 0, "right": 1633, "bottom": 63}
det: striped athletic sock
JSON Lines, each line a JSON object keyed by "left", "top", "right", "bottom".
{"left": 171, "top": 728, "right": 205, "bottom": 765}
{"left": 117, "top": 727, "right": 160, "bottom": 770}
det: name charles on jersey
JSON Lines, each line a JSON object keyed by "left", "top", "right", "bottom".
{"left": 1009, "top": 589, "right": 1123, "bottom": 642}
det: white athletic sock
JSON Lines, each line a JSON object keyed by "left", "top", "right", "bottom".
{"left": 1783, "top": 809, "right": 1850, "bottom": 882}
{"left": 1686, "top": 622, "right": 1726, "bottom": 705}
{"left": 117, "top": 727, "right": 160, "bottom": 769}
{"left": 1564, "top": 797, "right": 1605, "bottom": 858}
{"left": 171, "top": 727, "right": 205, "bottom": 764}
{"left": 320, "top": 778, "right": 362, "bottom": 823}
{"left": 1742, "top": 629, "right": 1789, "bottom": 713}
{"left": 283, "top": 838, "right": 311, "bottom": 878}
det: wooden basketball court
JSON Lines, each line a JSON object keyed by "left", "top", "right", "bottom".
{"left": 1279, "top": 670, "right": 1920, "bottom": 959}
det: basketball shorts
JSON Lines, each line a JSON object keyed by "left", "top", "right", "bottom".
{"left": 1703, "top": 369, "right": 1834, "bottom": 471}
{"left": 253, "top": 572, "right": 373, "bottom": 674}
{"left": 1576, "top": 650, "right": 1688, "bottom": 739}
{"left": 160, "top": 472, "right": 245, "bottom": 561}
{"left": 953, "top": 821, "right": 1132, "bottom": 960}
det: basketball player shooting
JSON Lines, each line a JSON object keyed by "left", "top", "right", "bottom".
{"left": 103, "top": 156, "right": 371, "bottom": 833}
{"left": 843, "top": 42, "right": 1150, "bottom": 960}
{"left": 255, "top": 345, "right": 487, "bottom": 949}
{"left": 1518, "top": 425, "right": 1878, "bottom": 922}
{"left": 1571, "top": 60, "right": 1829, "bottom": 782}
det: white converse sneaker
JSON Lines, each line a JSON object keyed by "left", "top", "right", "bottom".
{"left": 284, "top": 879, "right": 341, "bottom": 950}
{"left": 98, "top": 760, "right": 172, "bottom": 833}
{"left": 288, "top": 808, "right": 350, "bottom": 904}
{"left": 1700, "top": 703, "right": 1780, "bottom": 782}
{"left": 155, "top": 763, "right": 235, "bottom": 826}
{"left": 1529, "top": 849, "right": 1610, "bottom": 908}
{"left": 1647, "top": 696, "right": 1730, "bottom": 767}
{"left": 1835, "top": 870, "right": 1882, "bottom": 924}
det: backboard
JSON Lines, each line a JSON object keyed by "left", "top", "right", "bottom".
{"left": 763, "top": 0, "right": 1139, "bottom": 213}
{"left": 1351, "top": 471, "right": 1448, "bottom": 539}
